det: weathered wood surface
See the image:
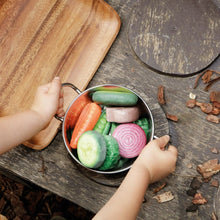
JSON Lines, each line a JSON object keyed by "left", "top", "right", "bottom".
{"left": 216, "top": 187, "right": 220, "bottom": 217}
{"left": 0, "top": 0, "right": 220, "bottom": 219}
{"left": 0, "top": 0, "right": 120, "bottom": 149}
{"left": 129, "top": 0, "right": 220, "bottom": 75}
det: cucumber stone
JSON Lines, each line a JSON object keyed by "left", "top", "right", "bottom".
{"left": 114, "top": 157, "right": 129, "bottom": 169}
{"left": 92, "top": 91, "right": 138, "bottom": 106}
{"left": 99, "top": 135, "right": 120, "bottom": 170}
{"left": 77, "top": 130, "right": 106, "bottom": 169}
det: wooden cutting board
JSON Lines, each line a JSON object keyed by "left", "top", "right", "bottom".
{"left": 0, "top": 0, "right": 120, "bottom": 149}
{"left": 128, "top": 0, "right": 220, "bottom": 75}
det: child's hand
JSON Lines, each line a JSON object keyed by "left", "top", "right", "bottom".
{"left": 31, "top": 77, "right": 64, "bottom": 127}
{"left": 135, "top": 135, "right": 178, "bottom": 183}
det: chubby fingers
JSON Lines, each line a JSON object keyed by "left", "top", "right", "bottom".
{"left": 59, "top": 86, "right": 64, "bottom": 98}
{"left": 57, "top": 96, "right": 65, "bottom": 117}
{"left": 48, "top": 76, "right": 61, "bottom": 96}
{"left": 165, "top": 144, "right": 178, "bottom": 174}
{"left": 56, "top": 108, "right": 65, "bottom": 117}
{"left": 157, "top": 135, "right": 178, "bottom": 158}
{"left": 154, "top": 135, "right": 170, "bottom": 150}
{"left": 167, "top": 144, "right": 178, "bottom": 157}
{"left": 51, "top": 77, "right": 65, "bottom": 117}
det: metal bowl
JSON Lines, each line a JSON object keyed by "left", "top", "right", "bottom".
{"left": 57, "top": 84, "right": 155, "bottom": 174}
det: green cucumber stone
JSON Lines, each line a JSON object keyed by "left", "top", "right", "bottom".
{"left": 99, "top": 135, "right": 120, "bottom": 170}
{"left": 77, "top": 131, "right": 106, "bottom": 169}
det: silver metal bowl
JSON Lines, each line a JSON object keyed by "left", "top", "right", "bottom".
{"left": 56, "top": 83, "right": 155, "bottom": 174}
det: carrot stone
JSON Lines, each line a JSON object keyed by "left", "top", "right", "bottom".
{"left": 70, "top": 102, "right": 102, "bottom": 149}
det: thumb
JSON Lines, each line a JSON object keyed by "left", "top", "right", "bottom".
{"left": 48, "top": 77, "right": 61, "bottom": 95}
{"left": 154, "top": 135, "right": 170, "bottom": 150}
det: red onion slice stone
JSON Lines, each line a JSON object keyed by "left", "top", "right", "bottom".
{"left": 112, "top": 123, "right": 147, "bottom": 158}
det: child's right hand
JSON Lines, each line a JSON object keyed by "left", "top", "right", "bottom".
{"left": 135, "top": 135, "right": 178, "bottom": 183}
{"left": 31, "top": 77, "right": 64, "bottom": 127}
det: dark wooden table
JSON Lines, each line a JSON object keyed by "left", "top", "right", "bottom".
{"left": 0, "top": 0, "right": 220, "bottom": 219}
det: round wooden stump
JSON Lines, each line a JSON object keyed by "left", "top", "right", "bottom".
{"left": 129, "top": 0, "right": 220, "bottom": 75}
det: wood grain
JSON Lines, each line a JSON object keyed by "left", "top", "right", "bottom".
{"left": 128, "top": 0, "right": 220, "bottom": 75}
{"left": 0, "top": 0, "right": 121, "bottom": 149}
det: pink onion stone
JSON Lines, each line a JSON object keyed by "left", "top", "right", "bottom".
{"left": 112, "top": 123, "right": 147, "bottom": 158}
